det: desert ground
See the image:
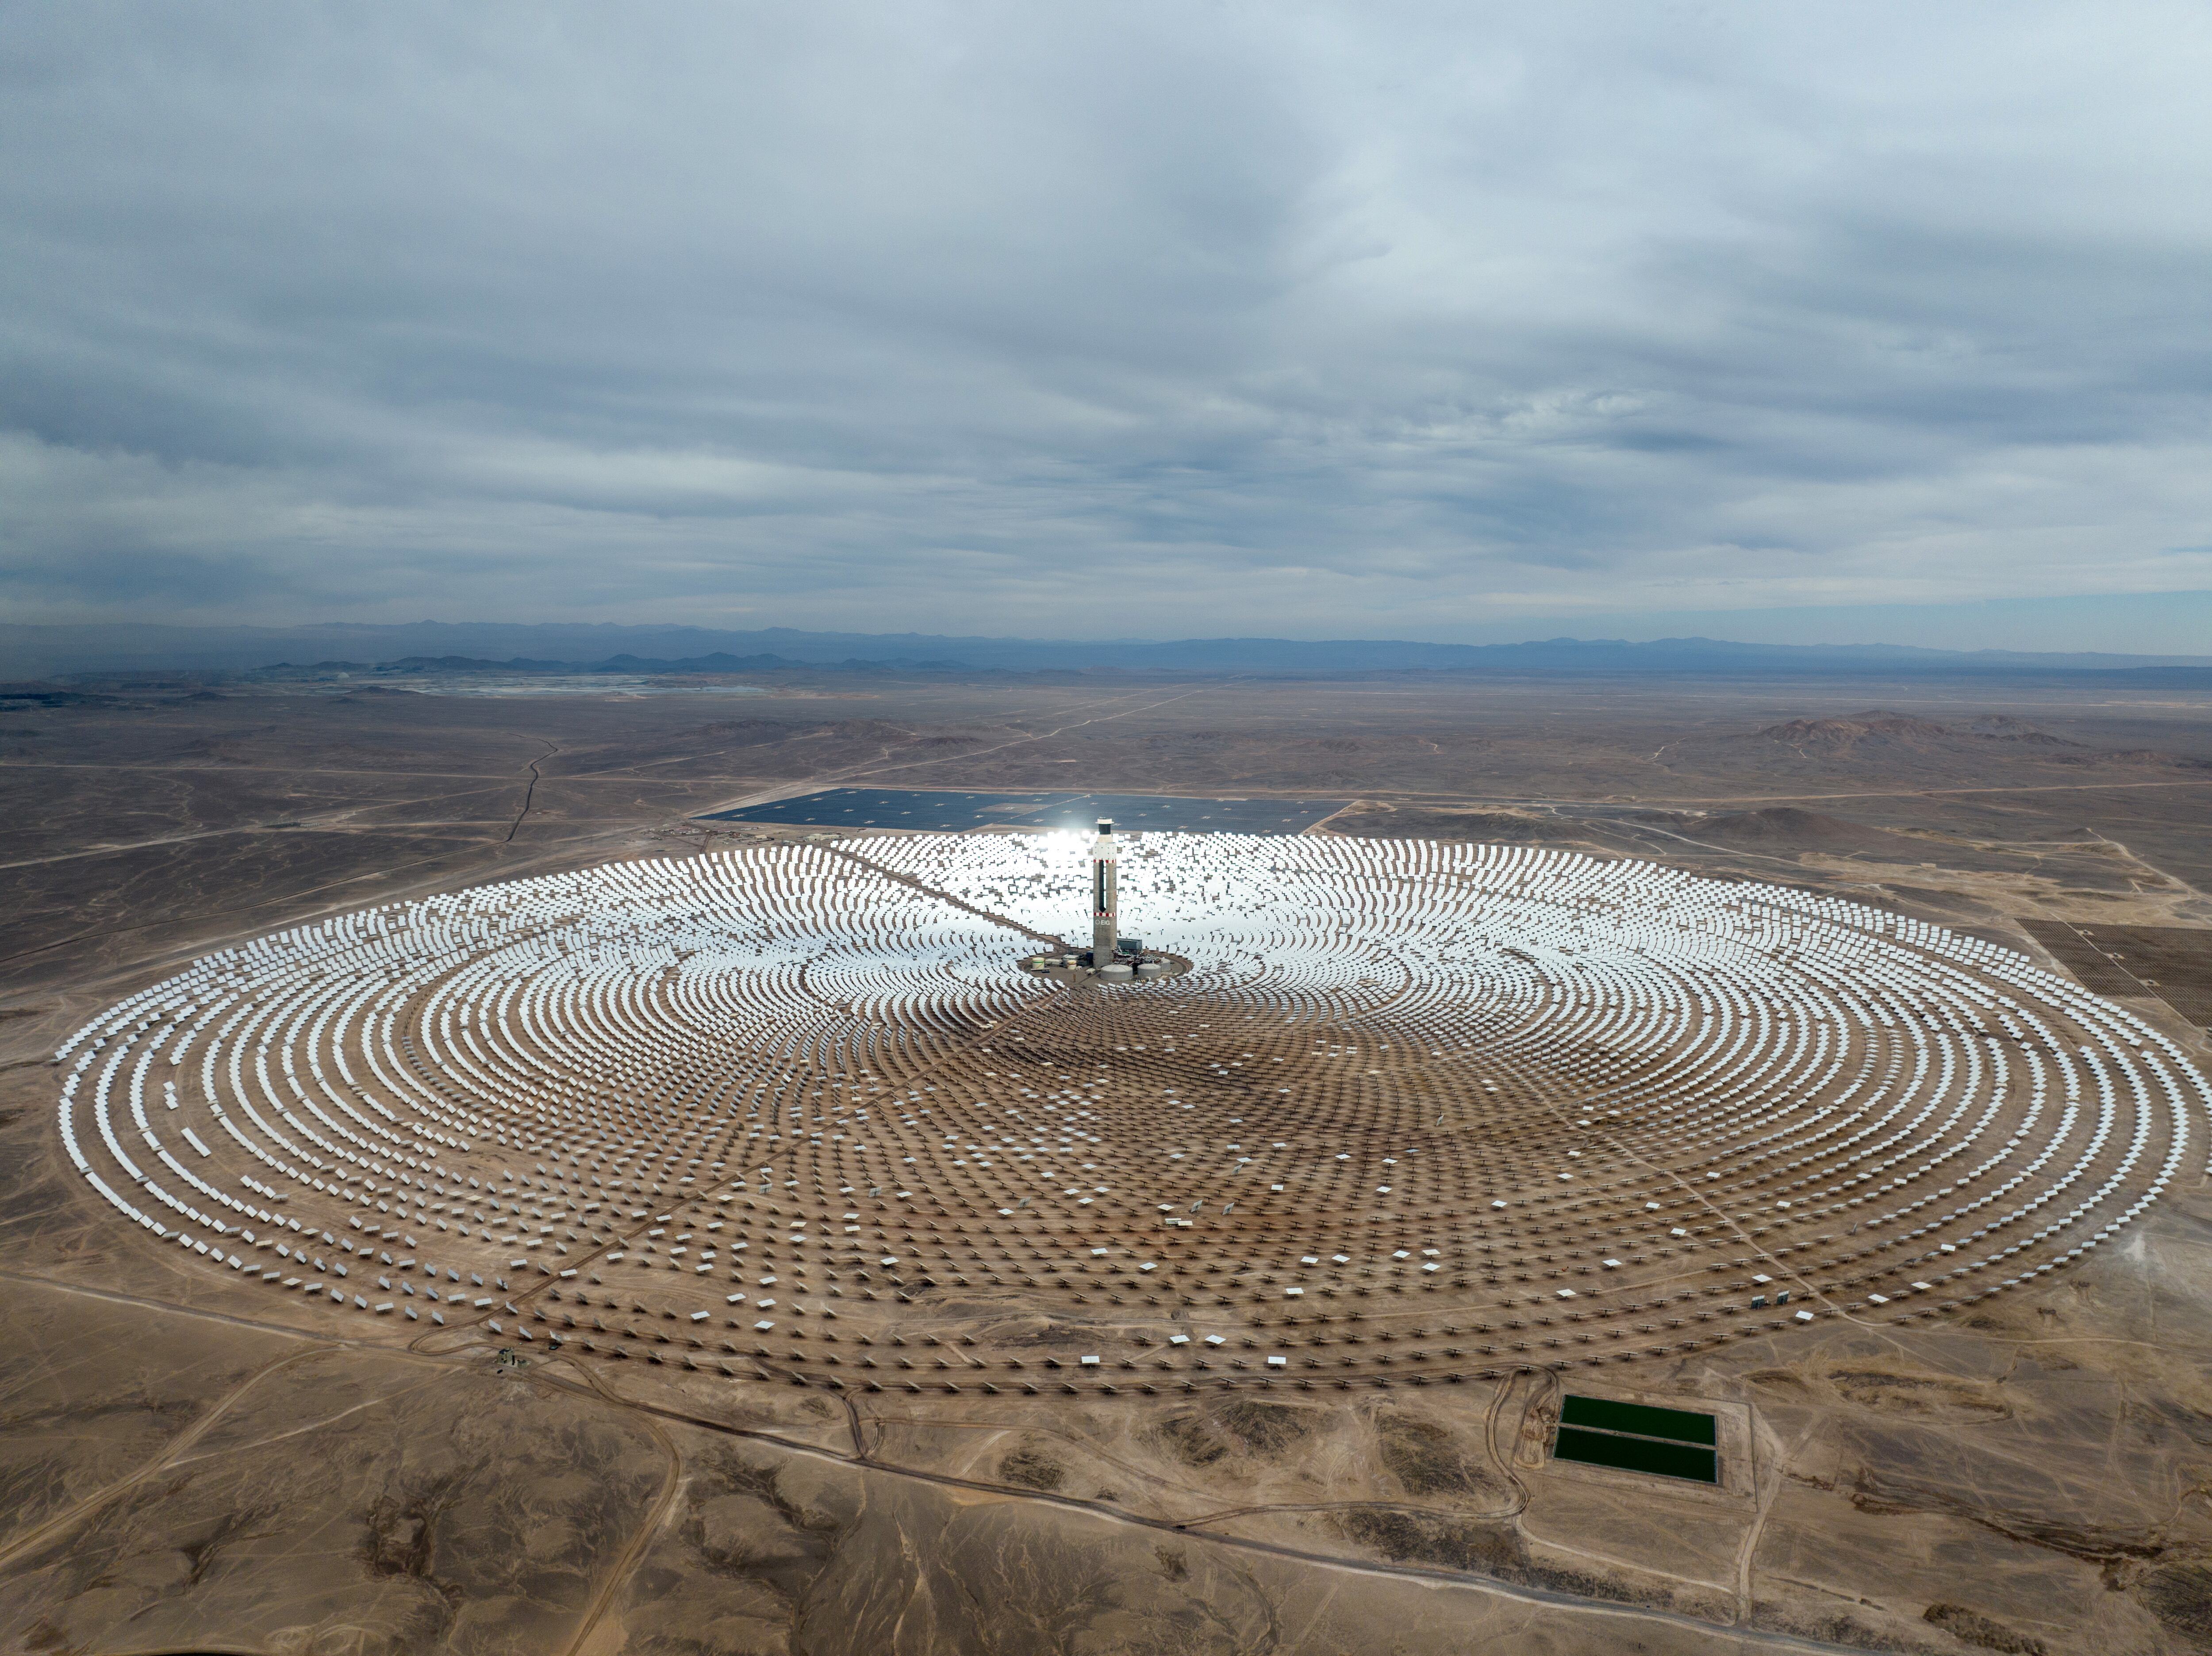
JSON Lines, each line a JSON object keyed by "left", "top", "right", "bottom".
{"left": 4, "top": 663, "right": 2212, "bottom": 1656}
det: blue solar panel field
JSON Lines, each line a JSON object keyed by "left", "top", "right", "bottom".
{"left": 695, "top": 789, "right": 1349, "bottom": 834}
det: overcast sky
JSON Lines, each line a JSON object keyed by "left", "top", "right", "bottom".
{"left": 5, "top": 3, "right": 2210, "bottom": 648}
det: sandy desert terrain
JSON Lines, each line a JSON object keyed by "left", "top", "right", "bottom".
{"left": 4, "top": 664, "right": 2212, "bottom": 1656}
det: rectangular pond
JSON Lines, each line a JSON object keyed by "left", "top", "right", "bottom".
{"left": 1551, "top": 1394, "right": 1720, "bottom": 1484}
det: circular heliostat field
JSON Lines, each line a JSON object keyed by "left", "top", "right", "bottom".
{"left": 54, "top": 833, "right": 2206, "bottom": 1387}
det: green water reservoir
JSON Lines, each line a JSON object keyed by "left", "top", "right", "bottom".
{"left": 1552, "top": 1426, "right": 1720, "bottom": 1484}
{"left": 1559, "top": 1394, "right": 1717, "bottom": 1446}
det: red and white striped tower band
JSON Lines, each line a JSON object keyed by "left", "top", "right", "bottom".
{"left": 1090, "top": 817, "right": 1118, "bottom": 962}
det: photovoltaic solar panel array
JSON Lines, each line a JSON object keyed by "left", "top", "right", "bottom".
{"left": 695, "top": 789, "right": 1348, "bottom": 834}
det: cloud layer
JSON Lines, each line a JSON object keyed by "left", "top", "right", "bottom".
{"left": 5, "top": 2, "right": 2211, "bottom": 641}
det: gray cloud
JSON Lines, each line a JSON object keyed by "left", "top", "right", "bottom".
{"left": 4, "top": 1, "right": 2210, "bottom": 644}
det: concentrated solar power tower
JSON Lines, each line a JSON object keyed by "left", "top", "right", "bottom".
{"left": 1090, "top": 817, "right": 1118, "bottom": 963}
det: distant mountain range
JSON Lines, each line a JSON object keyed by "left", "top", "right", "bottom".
{"left": 5, "top": 621, "right": 2212, "bottom": 683}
